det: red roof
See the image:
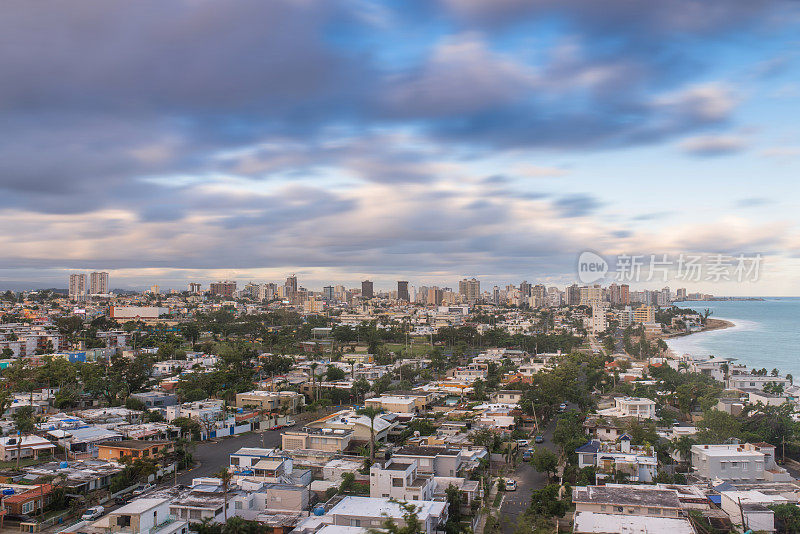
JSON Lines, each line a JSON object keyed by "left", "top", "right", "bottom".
{"left": 4, "top": 484, "right": 53, "bottom": 504}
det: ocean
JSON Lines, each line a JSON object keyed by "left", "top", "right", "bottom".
{"left": 666, "top": 297, "right": 800, "bottom": 378}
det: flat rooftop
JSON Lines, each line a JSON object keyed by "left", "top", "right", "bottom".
{"left": 573, "top": 485, "right": 681, "bottom": 508}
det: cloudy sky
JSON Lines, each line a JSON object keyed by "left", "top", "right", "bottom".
{"left": 2, "top": 0, "right": 800, "bottom": 294}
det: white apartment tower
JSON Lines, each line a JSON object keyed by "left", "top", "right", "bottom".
{"left": 89, "top": 271, "right": 109, "bottom": 294}
{"left": 69, "top": 273, "right": 87, "bottom": 301}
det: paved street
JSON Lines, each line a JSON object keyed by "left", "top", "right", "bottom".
{"left": 177, "top": 429, "right": 284, "bottom": 484}
{"left": 498, "top": 420, "right": 559, "bottom": 534}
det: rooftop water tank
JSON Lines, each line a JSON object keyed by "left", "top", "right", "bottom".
{"left": 313, "top": 505, "right": 325, "bottom": 516}
{"left": 60, "top": 461, "right": 69, "bottom": 468}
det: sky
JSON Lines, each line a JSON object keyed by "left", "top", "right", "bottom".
{"left": 1, "top": 0, "right": 800, "bottom": 294}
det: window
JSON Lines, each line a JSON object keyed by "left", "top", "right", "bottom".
{"left": 231, "top": 457, "right": 240, "bottom": 466}
{"left": 190, "top": 510, "right": 202, "bottom": 520}
{"left": 615, "top": 506, "right": 623, "bottom": 513}
{"left": 235, "top": 501, "right": 243, "bottom": 510}
{"left": 350, "top": 520, "right": 361, "bottom": 527}
{"left": 215, "top": 508, "right": 223, "bottom": 516}
{"left": 647, "top": 508, "right": 661, "bottom": 515}
{"left": 392, "top": 478, "right": 404, "bottom": 487}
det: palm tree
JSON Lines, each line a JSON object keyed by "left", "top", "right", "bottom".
{"left": 673, "top": 436, "right": 695, "bottom": 474}
{"left": 309, "top": 362, "right": 319, "bottom": 404}
{"left": 215, "top": 467, "right": 233, "bottom": 522}
{"left": 356, "top": 407, "right": 383, "bottom": 464}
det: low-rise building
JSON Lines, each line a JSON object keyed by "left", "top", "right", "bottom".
{"left": 282, "top": 428, "right": 353, "bottom": 452}
{"left": 597, "top": 397, "right": 657, "bottom": 420}
{"left": 326, "top": 496, "right": 447, "bottom": 534}
{"left": 97, "top": 440, "right": 173, "bottom": 461}
{"left": 235, "top": 391, "right": 305, "bottom": 413}
{"left": 392, "top": 446, "right": 463, "bottom": 477}
{"left": 369, "top": 458, "right": 435, "bottom": 501}
{"left": 0, "top": 435, "right": 56, "bottom": 462}
{"left": 91, "top": 497, "right": 188, "bottom": 534}
{"left": 691, "top": 442, "right": 792, "bottom": 483}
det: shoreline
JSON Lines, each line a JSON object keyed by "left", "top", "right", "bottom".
{"left": 662, "top": 317, "right": 735, "bottom": 339}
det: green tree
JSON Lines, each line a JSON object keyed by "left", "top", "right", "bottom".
{"left": 369, "top": 501, "right": 423, "bottom": 534}
{"left": 530, "top": 448, "right": 558, "bottom": 480}
{"left": 771, "top": 503, "right": 800, "bottom": 534}
{"left": 215, "top": 468, "right": 233, "bottom": 522}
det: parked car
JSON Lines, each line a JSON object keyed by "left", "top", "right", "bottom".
{"left": 114, "top": 495, "right": 130, "bottom": 505}
{"left": 81, "top": 506, "right": 105, "bottom": 521}
{"left": 285, "top": 419, "right": 296, "bottom": 427}
{"left": 534, "top": 435, "right": 544, "bottom": 443}
{"left": 516, "top": 439, "right": 530, "bottom": 447}
{"left": 559, "top": 403, "right": 567, "bottom": 412}
{"left": 132, "top": 483, "right": 154, "bottom": 496}
{"left": 521, "top": 449, "right": 533, "bottom": 461}
{"left": 504, "top": 479, "right": 517, "bottom": 491}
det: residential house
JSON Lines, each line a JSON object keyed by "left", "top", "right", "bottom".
{"left": 691, "top": 442, "right": 793, "bottom": 482}
{"left": 326, "top": 496, "right": 447, "bottom": 534}
{"left": 90, "top": 498, "right": 189, "bottom": 534}
{"left": 0, "top": 435, "right": 55, "bottom": 462}
{"left": 575, "top": 435, "right": 657, "bottom": 483}
{"left": 97, "top": 440, "right": 173, "bottom": 461}
{"left": 369, "top": 458, "right": 435, "bottom": 501}
{"left": 392, "top": 446, "right": 463, "bottom": 477}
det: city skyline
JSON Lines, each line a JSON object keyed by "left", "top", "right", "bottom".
{"left": 1, "top": 1, "right": 799, "bottom": 294}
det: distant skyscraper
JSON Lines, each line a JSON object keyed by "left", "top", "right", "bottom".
{"left": 397, "top": 281, "right": 410, "bottom": 302}
{"left": 566, "top": 284, "right": 581, "bottom": 306}
{"left": 609, "top": 283, "right": 620, "bottom": 305}
{"left": 620, "top": 284, "right": 630, "bottom": 305}
{"left": 459, "top": 278, "right": 481, "bottom": 303}
{"left": 89, "top": 271, "right": 109, "bottom": 294}
{"left": 323, "top": 286, "right": 334, "bottom": 300}
{"left": 69, "top": 274, "right": 86, "bottom": 302}
{"left": 189, "top": 282, "right": 202, "bottom": 294}
{"left": 285, "top": 275, "right": 298, "bottom": 294}
{"left": 519, "top": 281, "right": 531, "bottom": 298}
{"left": 150, "top": 284, "right": 160, "bottom": 295}
{"left": 210, "top": 280, "right": 236, "bottom": 297}
{"left": 676, "top": 288, "right": 687, "bottom": 300}
{"left": 361, "top": 280, "right": 374, "bottom": 299}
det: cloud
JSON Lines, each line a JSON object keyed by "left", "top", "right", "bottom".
{"left": 384, "top": 33, "right": 536, "bottom": 117}
{"left": 553, "top": 194, "right": 603, "bottom": 217}
{"left": 735, "top": 197, "right": 774, "bottom": 208}
{"left": 680, "top": 135, "right": 747, "bottom": 156}
{"left": 761, "top": 146, "right": 800, "bottom": 158}
{"left": 514, "top": 165, "right": 569, "bottom": 178}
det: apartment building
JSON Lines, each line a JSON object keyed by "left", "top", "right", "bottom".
{"left": 235, "top": 391, "right": 305, "bottom": 413}
{"left": 370, "top": 458, "right": 435, "bottom": 501}
{"left": 392, "top": 446, "right": 463, "bottom": 477}
{"left": 326, "top": 496, "right": 447, "bottom": 534}
{"left": 691, "top": 442, "right": 793, "bottom": 482}
{"left": 281, "top": 428, "right": 353, "bottom": 452}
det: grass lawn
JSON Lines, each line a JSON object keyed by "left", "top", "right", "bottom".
{"left": 385, "top": 342, "right": 432, "bottom": 356}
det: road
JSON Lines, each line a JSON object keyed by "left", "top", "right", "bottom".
{"left": 176, "top": 428, "right": 284, "bottom": 484}
{"left": 498, "top": 418, "right": 559, "bottom": 534}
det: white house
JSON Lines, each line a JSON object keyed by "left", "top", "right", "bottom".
{"left": 597, "top": 397, "right": 657, "bottom": 420}
{"left": 370, "top": 458, "right": 435, "bottom": 501}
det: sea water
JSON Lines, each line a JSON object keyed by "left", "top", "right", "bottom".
{"left": 666, "top": 297, "right": 800, "bottom": 378}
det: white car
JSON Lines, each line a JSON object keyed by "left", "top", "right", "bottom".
{"left": 285, "top": 419, "right": 296, "bottom": 427}
{"left": 504, "top": 479, "right": 517, "bottom": 491}
{"left": 132, "top": 483, "right": 154, "bottom": 496}
{"left": 81, "top": 506, "right": 105, "bottom": 521}
{"left": 516, "top": 439, "right": 530, "bottom": 447}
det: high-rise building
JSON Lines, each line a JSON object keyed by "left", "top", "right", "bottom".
{"left": 285, "top": 275, "right": 298, "bottom": 296}
{"left": 361, "top": 280, "right": 374, "bottom": 300}
{"left": 189, "top": 282, "right": 202, "bottom": 294}
{"left": 676, "top": 288, "right": 687, "bottom": 300}
{"left": 608, "top": 283, "right": 620, "bottom": 305}
{"left": 519, "top": 281, "right": 531, "bottom": 298}
{"left": 620, "top": 284, "right": 630, "bottom": 305}
{"left": 427, "top": 287, "right": 443, "bottom": 306}
{"left": 210, "top": 280, "right": 236, "bottom": 298}
{"left": 566, "top": 284, "right": 581, "bottom": 306}
{"left": 397, "top": 281, "right": 410, "bottom": 302}
{"left": 69, "top": 274, "right": 86, "bottom": 302}
{"left": 323, "top": 286, "right": 335, "bottom": 300}
{"left": 459, "top": 278, "right": 481, "bottom": 303}
{"left": 150, "top": 284, "right": 160, "bottom": 295}
{"left": 89, "top": 271, "right": 109, "bottom": 295}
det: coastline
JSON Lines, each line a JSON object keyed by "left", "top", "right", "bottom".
{"left": 662, "top": 318, "right": 735, "bottom": 339}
